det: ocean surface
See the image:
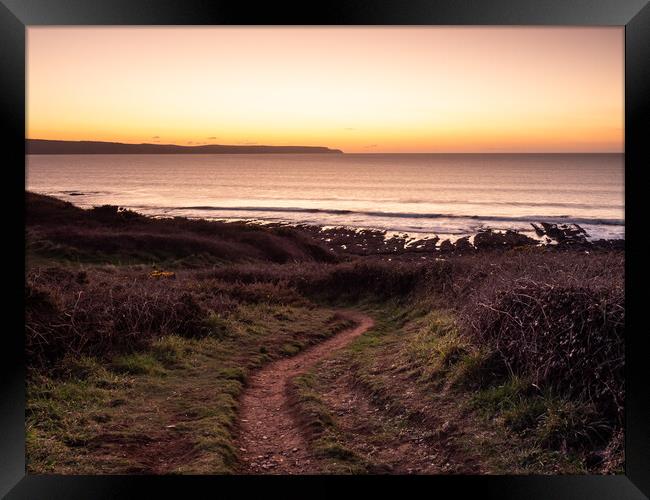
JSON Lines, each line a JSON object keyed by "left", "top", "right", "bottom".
{"left": 26, "top": 153, "right": 625, "bottom": 241}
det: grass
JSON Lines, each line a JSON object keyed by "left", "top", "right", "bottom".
{"left": 150, "top": 336, "right": 189, "bottom": 368}
{"left": 27, "top": 304, "right": 354, "bottom": 474}
{"left": 290, "top": 304, "right": 621, "bottom": 474}
{"left": 288, "top": 373, "right": 370, "bottom": 474}
{"left": 111, "top": 353, "right": 167, "bottom": 376}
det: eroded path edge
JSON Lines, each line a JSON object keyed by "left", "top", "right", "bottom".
{"left": 236, "top": 310, "right": 374, "bottom": 474}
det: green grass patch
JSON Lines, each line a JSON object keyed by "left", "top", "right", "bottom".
{"left": 289, "top": 372, "right": 368, "bottom": 474}
{"left": 202, "top": 312, "right": 235, "bottom": 339}
{"left": 111, "top": 353, "right": 166, "bottom": 376}
{"left": 471, "top": 377, "right": 532, "bottom": 417}
{"left": 151, "top": 336, "right": 189, "bottom": 367}
{"left": 280, "top": 341, "right": 304, "bottom": 356}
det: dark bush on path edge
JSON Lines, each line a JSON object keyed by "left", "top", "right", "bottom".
{"left": 292, "top": 260, "right": 438, "bottom": 301}
{"left": 25, "top": 268, "right": 231, "bottom": 370}
{"left": 463, "top": 280, "right": 624, "bottom": 425}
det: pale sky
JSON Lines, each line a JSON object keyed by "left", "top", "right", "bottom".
{"left": 27, "top": 27, "right": 624, "bottom": 153}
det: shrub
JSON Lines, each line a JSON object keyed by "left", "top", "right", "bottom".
{"left": 463, "top": 281, "right": 624, "bottom": 425}
{"left": 25, "top": 267, "right": 229, "bottom": 368}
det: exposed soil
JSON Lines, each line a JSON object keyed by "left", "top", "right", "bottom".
{"left": 236, "top": 310, "right": 374, "bottom": 474}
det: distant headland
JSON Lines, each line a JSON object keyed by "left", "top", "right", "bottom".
{"left": 26, "top": 139, "right": 344, "bottom": 155}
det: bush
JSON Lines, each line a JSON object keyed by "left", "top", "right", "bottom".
{"left": 25, "top": 267, "right": 229, "bottom": 368}
{"left": 463, "top": 281, "right": 624, "bottom": 425}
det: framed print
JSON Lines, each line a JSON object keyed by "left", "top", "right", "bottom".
{"left": 2, "top": 0, "right": 649, "bottom": 498}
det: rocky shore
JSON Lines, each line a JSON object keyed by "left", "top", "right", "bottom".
{"left": 286, "top": 222, "right": 624, "bottom": 258}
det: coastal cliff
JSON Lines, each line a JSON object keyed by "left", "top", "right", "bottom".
{"left": 26, "top": 139, "right": 344, "bottom": 155}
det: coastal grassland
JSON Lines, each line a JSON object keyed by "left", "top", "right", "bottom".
{"left": 26, "top": 254, "right": 624, "bottom": 474}
{"left": 26, "top": 192, "right": 625, "bottom": 474}
{"left": 26, "top": 273, "right": 354, "bottom": 473}
{"left": 26, "top": 192, "right": 337, "bottom": 266}
{"left": 285, "top": 252, "right": 624, "bottom": 474}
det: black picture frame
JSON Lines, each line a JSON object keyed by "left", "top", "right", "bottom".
{"left": 2, "top": 1, "right": 648, "bottom": 498}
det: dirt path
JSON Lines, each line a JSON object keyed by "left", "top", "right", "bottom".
{"left": 236, "top": 310, "right": 374, "bottom": 474}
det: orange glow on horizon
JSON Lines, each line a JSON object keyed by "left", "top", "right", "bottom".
{"left": 27, "top": 27, "right": 624, "bottom": 153}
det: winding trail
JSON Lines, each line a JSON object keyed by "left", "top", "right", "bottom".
{"left": 236, "top": 310, "right": 374, "bottom": 474}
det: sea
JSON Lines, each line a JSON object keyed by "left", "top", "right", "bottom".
{"left": 26, "top": 153, "right": 625, "bottom": 241}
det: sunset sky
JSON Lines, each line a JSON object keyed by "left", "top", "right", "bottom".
{"left": 27, "top": 27, "right": 624, "bottom": 153}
